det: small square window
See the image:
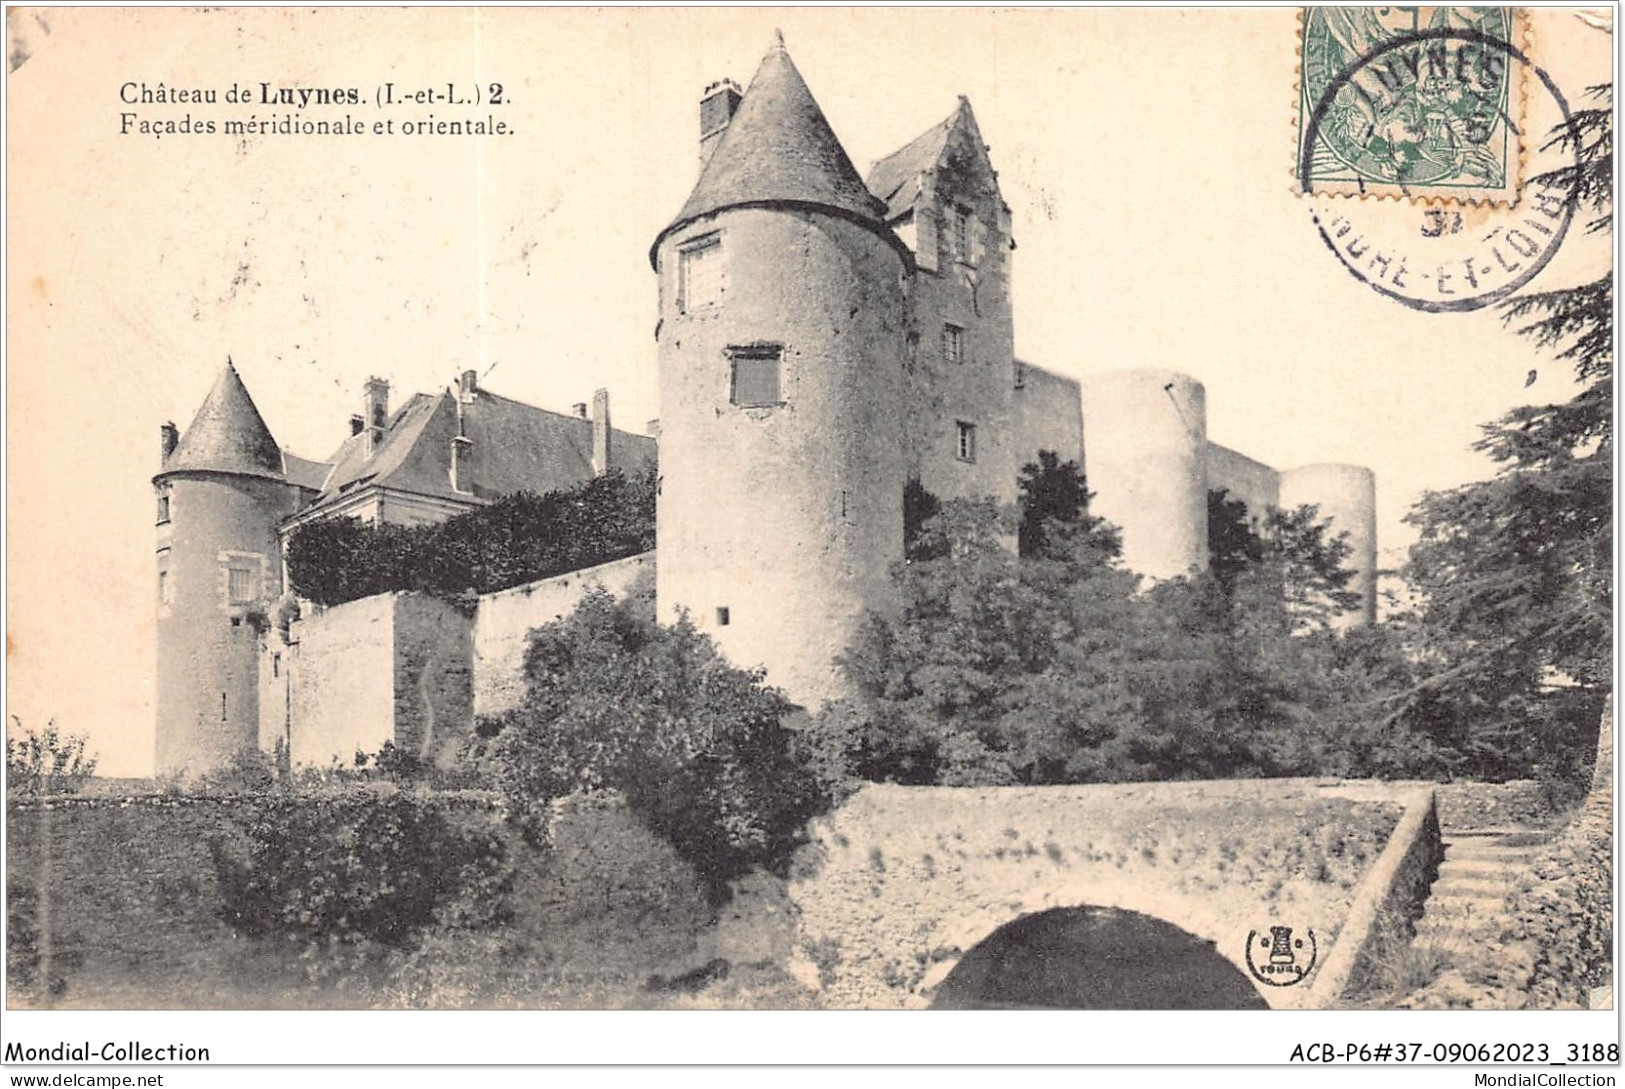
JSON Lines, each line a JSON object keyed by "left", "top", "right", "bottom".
{"left": 943, "top": 324, "right": 964, "bottom": 365}
{"left": 729, "top": 345, "right": 782, "bottom": 407}
{"left": 956, "top": 421, "right": 977, "bottom": 463}
{"left": 679, "top": 234, "right": 725, "bottom": 313}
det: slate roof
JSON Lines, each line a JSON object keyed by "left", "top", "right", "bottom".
{"left": 297, "top": 386, "right": 657, "bottom": 517}
{"left": 866, "top": 107, "right": 957, "bottom": 223}
{"left": 162, "top": 361, "right": 285, "bottom": 481}
{"left": 652, "top": 42, "right": 888, "bottom": 265}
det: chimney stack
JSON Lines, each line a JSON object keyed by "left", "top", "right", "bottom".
{"left": 451, "top": 434, "right": 473, "bottom": 493}
{"left": 698, "top": 78, "right": 742, "bottom": 170}
{"left": 571, "top": 402, "right": 588, "bottom": 419}
{"left": 591, "top": 388, "right": 612, "bottom": 477}
{"left": 160, "top": 421, "right": 179, "bottom": 465}
{"left": 458, "top": 369, "right": 478, "bottom": 399}
{"left": 646, "top": 418, "right": 661, "bottom": 439}
{"left": 363, "top": 376, "right": 390, "bottom": 459}
{"left": 350, "top": 414, "right": 365, "bottom": 436}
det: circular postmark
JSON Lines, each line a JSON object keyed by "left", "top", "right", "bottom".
{"left": 1298, "top": 27, "right": 1581, "bottom": 313}
{"left": 1245, "top": 924, "right": 1318, "bottom": 987}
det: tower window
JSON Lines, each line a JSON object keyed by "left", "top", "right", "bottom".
{"left": 716, "top": 606, "right": 730, "bottom": 627}
{"left": 904, "top": 332, "right": 920, "bottom": 373}
{"left": 227, "top": 566, "right": 257, "bottom": 604}
{"left": 679, "top": 233, "right": 725, "bottom": 313}
{"left": 156, "top": 490, "right": 171, "bottom": 524}
{"left": 956, "top": 421, "right": 977, "bottom": 463}
{"left": 728, "top": 344, "right": 783, "bottom": 407}
{"left": 943, "top": 324, "right": 964, "bottom": 365}
{"left": 157, "top": 548, "right": 172, "bottom": 605}
{"left": 952, "top": 206, "right": 971, "bottom": 264}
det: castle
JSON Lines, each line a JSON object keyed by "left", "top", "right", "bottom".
{"left": 153, "top": 40, "right": 1376, "bottom": 776}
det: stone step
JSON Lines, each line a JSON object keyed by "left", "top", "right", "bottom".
{"left": 1442, "top": 843, "right": 1545, "bottom": 863}
{"left": 1432, "top": 877, "right": 1521, "bottom": 898}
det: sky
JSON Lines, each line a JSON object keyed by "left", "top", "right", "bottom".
{"left": 5, "top": 7, "right": 1614, "bottom": 776}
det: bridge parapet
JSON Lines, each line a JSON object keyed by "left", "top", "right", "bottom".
{"left": 762, "top": 779, "right": 1436, "bottom": 1008}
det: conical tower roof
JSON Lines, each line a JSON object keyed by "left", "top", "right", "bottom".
{"left": 651, "top": 39, "right": 891, "bottom": 265}
{"left": 162, "top": 360, "right": 285, "bottom": 480}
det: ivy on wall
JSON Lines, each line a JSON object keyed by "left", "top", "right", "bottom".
{"left": 286, "top": 465, "right": 657, "bottom": 607}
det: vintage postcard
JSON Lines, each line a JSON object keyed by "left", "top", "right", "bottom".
{"left": 3, "top": 5, "right": 1616, "bottom": 1075}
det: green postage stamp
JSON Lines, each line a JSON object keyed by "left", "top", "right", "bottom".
{"left": 1298, "top": 6, "right": 1526, "bottom": 203}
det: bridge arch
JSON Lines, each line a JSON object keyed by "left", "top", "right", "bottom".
{"left": 928, "top": 905, "right": 1269, "bottom": 1010}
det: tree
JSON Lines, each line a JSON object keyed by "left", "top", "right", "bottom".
{"left": 479, "top": 589, "right": 833, "bottom": 902}
{"left": 1399, "top": 86, "right": 1612, "bottom": 781}
{"left": 5, "top": 718, "right": 97, "bottom": 796}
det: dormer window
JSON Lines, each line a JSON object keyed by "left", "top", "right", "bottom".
{"left": 679, "top": 233, "right": 725, "bottom": 313}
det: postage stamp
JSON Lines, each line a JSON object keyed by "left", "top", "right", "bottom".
{"left": 1297, "top": 6, "right": 1528, "bottom": 203}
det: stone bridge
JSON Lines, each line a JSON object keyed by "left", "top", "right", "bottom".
{"left": 719, "top": 779, "right": 1440, "bottom": 1009}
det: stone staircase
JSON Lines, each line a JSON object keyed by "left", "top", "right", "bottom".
{"left": 1412, "top": 829, "right": 1551, "bottom": 944}
{"left": 1391, "top": 828, "right": 1552, "bottom": 1008}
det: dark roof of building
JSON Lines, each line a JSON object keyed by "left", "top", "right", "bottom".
{"left": 282, "top": 450, "right": 333, "bottom": 491}
{"left": 162, "top": 361, "right": 285, "bottom": 481}
{"left": 866, "top": 106, "right": 958, "bottom": 222}
{"left": 652, "top": 42, "right": 889, "bottom": 265}
{"left": 297, "top": 385, "right": 657, "bottom": 518}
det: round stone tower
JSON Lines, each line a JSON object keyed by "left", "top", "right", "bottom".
{"left": 154, "top": 361, "right": 298, "bottom": 777}
{"left": 650, "top": 40, "right": 910, "bottom": 708}
{"left": 1077, "top": 368, "right": 1209, "bottom": 580}
{"left": 1278, "top": 463, "right": 1378, "bottom": 627}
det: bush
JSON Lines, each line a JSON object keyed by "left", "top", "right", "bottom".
{"left": 286, "top": 465, "right": 657, "bottom": 606}
{"left": 480, "top": 589, "right": 836, "bottom": 902}
{"left": 6, "top": 717, "right": 97, "bottom": 796}
{"left": 207, "top": 789, "right": 513, "bottom": 949}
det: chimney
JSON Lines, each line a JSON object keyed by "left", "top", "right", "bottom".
{"left": 349, "top": 414, "right": 365, "bottom": 436}
{"left": 571, "top": 402, "right": 588, "bottom": 419}
{"left": 160, "top": 421, "right": 179, "bottom": 466}
{"left": 451, "top": 434, "right": 473, "bottom": 493}
{"left": 363, "top": 377, "right": 390, "bottom": 459}
{"left": 591, "top": 388, "right": 612, "bottom": 477}
{"left": 646, "top": 418, "right": 661, "bottom": 439}
{"left": 458, "top": 369, "right": 478, "bottom": 400}
{"left": 698, "top": 78, "right": 742, "bottom": 170}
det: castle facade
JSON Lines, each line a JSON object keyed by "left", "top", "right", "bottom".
{"left": 153, "top": 40, "right": 1375, "bottom": 776}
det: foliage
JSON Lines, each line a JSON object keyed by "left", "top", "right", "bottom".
{"left": 5, "top": 718, "right": 98, "bottom": 796}
{"left": 1394, "top": 86, "right": 1612, "bottom": 782}
{"left": 286, "top": 465, "right": 657, "bottom": 606}
{"left": 902, "top": 477, "right": 944, "bottom": 561}
{"left": 816, "top": 469, "right": 1454, "bottom": 785}
{"left": 479, "top": 589, "right": 836, "bottom": 902}
{"left": 1017, "top": 451, "right": 1094, "bottom": 559}
{"left": 207, "top": 789, "right": 513, "bottom": 949}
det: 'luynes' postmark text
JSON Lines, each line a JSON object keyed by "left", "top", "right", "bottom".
{"left": 1298, "top": 7, "right": 1525, "bottom": 204}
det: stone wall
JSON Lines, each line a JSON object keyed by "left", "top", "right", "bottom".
{"left": 777, "top": 780, "right": 1414, "bottom": 1009}
{"left": 284, "top": 593, "right": 400, "bottom": 767}
{"left": 473, "top": 553, "right": 654, "bottom": 719}
{"left": 391, "top": 595, "right": 474, "bottom": 765}
{"left": 1013, "top": 362, "right": 1085, "bottom": 472}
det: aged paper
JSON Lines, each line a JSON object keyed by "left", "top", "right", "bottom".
{"left": 3, "top": 4, "right": 1615, "bottom": 1071}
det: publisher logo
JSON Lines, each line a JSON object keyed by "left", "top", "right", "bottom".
{"left": 1245, "top": 925, "right": 1317, "bottom": 987}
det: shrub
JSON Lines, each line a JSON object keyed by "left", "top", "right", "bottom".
{"left": 6, "top": 717, "right": 97, "bottom": 796}
{"left": 286, "top": 464, "right": 657, "bottom": 606}
{"left": 207, "top": 789, "right": 513, "bottom": 949}
{"left": 481, "top": 589, "right": 835, "bottom": 902}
